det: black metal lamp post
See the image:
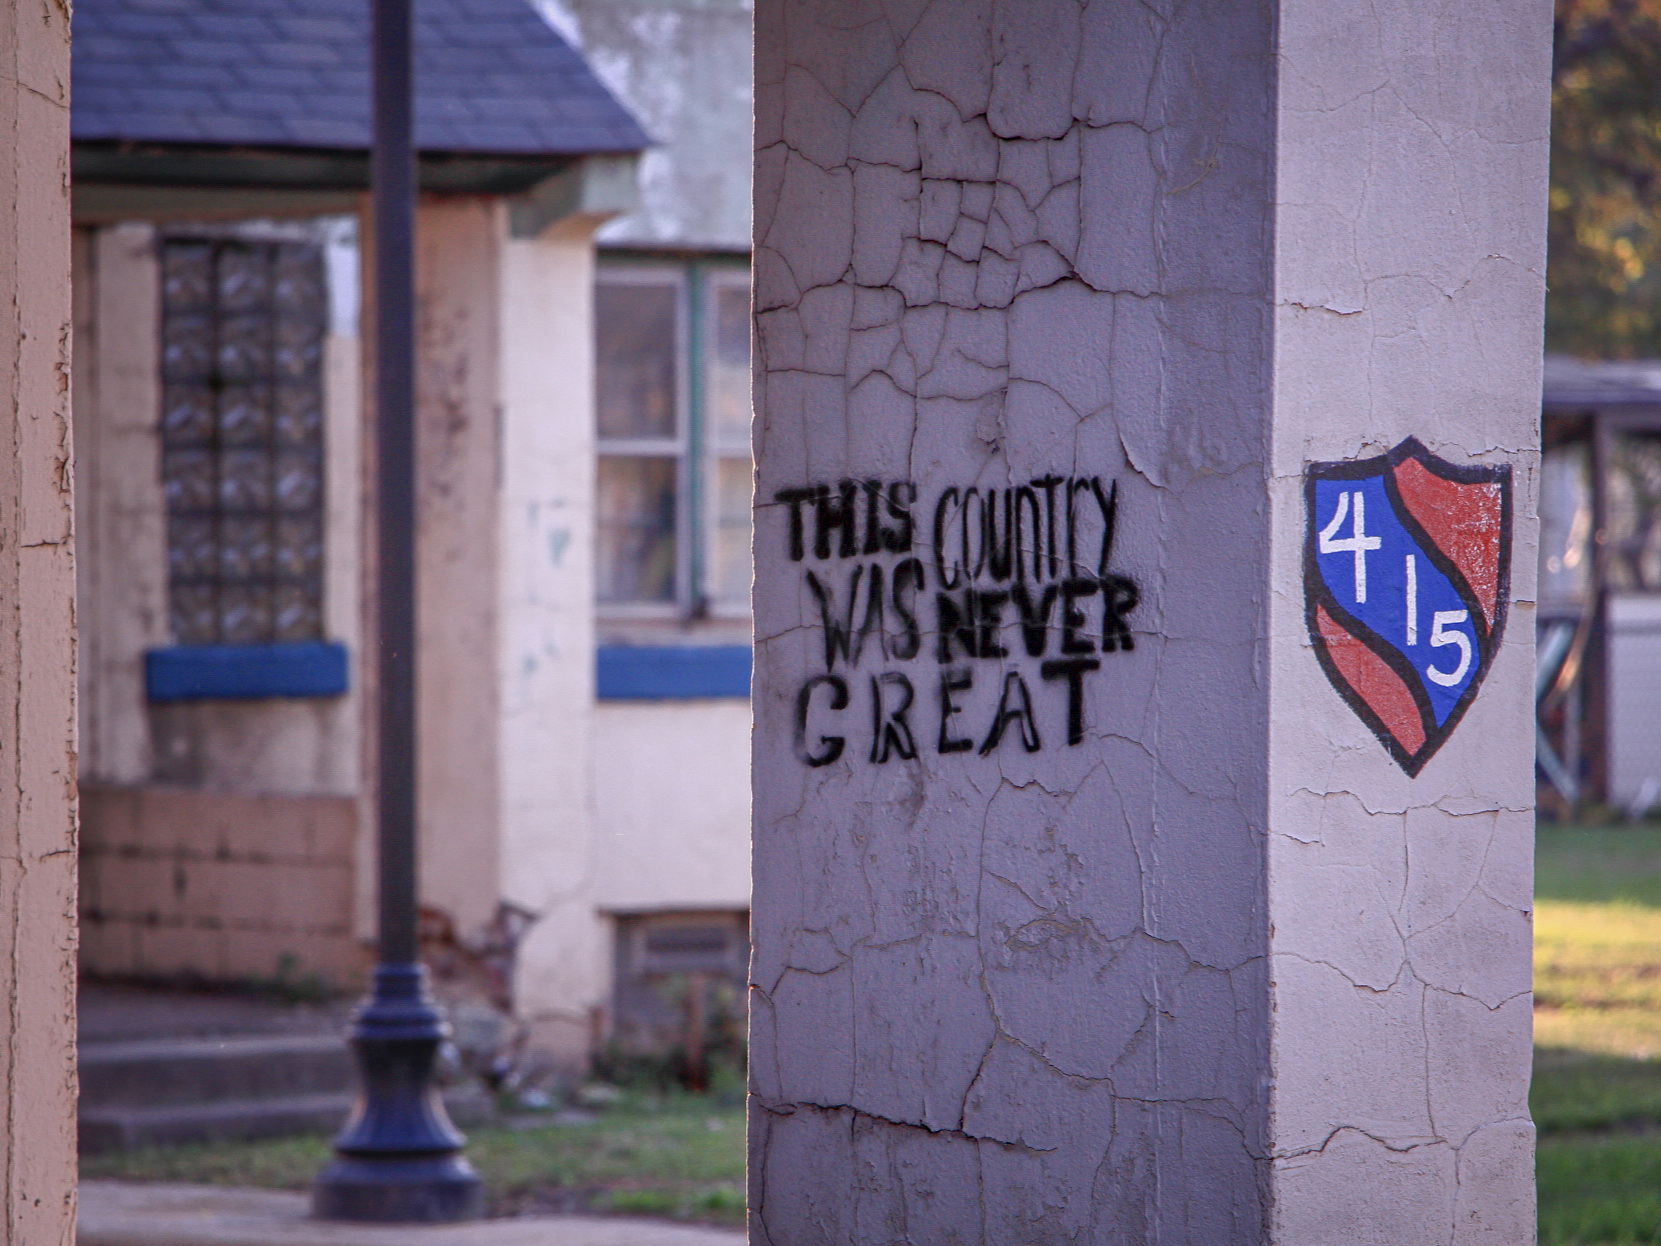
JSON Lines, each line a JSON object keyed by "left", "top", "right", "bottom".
{"left": 312, "top": 0, "right": 483, "bottom": 1222}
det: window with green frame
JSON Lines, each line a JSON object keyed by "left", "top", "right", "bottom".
{"left": 594, "top": 258, "right": 751, "bottom": 617}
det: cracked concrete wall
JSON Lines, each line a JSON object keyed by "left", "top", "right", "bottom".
{"left": 751, "top": 0, "right": 1547, "bottom": 1242}
{"left": 1266, "top": 2, "right": 1549, "bottom": 1242}
{"left": 0, "top": 0, "right": 77, "bottom": 1241}
{"left": 752, "top": 0, "right": 1275, "bottom": 1239}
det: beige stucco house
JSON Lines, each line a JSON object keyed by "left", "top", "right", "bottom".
{"left": 71, "top": 0, "right": 756, "bottom": 1072}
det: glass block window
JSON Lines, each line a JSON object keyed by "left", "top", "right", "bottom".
{"left": 160, "top": 239, "right": 327, "bottom": 645}
{"left": 594, "top": 259, "right": 751, "bottom": 615}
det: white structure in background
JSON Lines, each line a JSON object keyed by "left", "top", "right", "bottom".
{"left": 1540, "top": 355, "right": 1661, "bottom": 815}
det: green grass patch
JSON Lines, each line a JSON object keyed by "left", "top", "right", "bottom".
{"left": 1533, "top": 1048, "right": 1661, "bottom": 1133}
{"left": 1538, "top": 825, "right": 1661, "bottom": 909}
{"left": 80, "top": 1094, "right": 747, "bottom": 1227}
{"left": 1540, "top": 1132, "right": 1661, "bottom": 1245}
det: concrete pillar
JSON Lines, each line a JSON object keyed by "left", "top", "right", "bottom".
{"left": 0, "top": 0, "right": 77, "bottom": 1241}
{"left": 413, "top": 196, "right": 604, "bottom": 1068}
{"left": 494, "top": 215, "right": 603, "bottom": 1063}
{"left": 415, "top": 197, "right": 506, "bottom": 938}
{"left": 749, "top": 2, "right": 1549, "bottom": 1242}
{"left": 74, "top": 223, "right": 166, "bottom": 787}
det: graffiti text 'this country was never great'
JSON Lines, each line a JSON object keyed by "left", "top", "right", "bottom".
{"left": 774, "top": 481, "right": 1142, "bottom": 770}
{"left": 772, "top": 476, "right": 1141, "bottom": 669}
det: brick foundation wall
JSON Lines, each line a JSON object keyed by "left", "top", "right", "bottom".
{"left": 80, "top": 784, "right": 368, "bottom": 990}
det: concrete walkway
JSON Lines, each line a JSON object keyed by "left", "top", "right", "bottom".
{"left": 78, "top": 1182, "right": 746, "bottom": 1246}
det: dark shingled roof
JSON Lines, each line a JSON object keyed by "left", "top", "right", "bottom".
{"left": 72, "top": 0, "right": 649, "bottom": 157}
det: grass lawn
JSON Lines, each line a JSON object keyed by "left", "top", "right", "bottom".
{"left": 1537, "top": 822, "right": 1661, "bottom": 1245}
{"left": 80, "top": 1093, "right": 747, "bottom": 1227}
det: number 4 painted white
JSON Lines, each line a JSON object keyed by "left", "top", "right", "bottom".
{"left": 1319, "top": 490, "right": 1383, "bottom": 604}
{"left": 1427, "top": 610, "right": 1472, "bottom": 686}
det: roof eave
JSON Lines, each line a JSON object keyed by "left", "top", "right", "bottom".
{"left": 70, "top": 139, "right": 626, "bottom": 197}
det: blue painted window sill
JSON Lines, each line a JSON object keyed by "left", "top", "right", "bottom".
{"left": 596, "top": 645, "right": 750, "bottom": 701}
{"left": 146, "top": 642, "right": 350, "bottom": 702}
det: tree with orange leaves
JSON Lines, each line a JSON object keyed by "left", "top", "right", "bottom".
{"left": 1549, "top": 0, "right": 1661, "bottom": 357}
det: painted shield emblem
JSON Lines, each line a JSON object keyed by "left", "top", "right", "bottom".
{"left": 1305, "top": 437, "right": 1512, "bottom": 776}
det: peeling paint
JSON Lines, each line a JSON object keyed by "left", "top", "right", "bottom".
{"left": 1, "top": 1, "right": 80, "bottom": 1241}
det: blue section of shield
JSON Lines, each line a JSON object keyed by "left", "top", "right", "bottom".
{"left": 1312, "top": 474, "right": 1479, "bottom": 726}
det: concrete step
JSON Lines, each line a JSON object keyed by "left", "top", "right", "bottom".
{"left": 80, "top": 1034, "right": 354, "bottom": 1111}
{"left": 80, "top": 1084, "right": 496, "bottom": 1155}
{"left": 79, "top": 1034, "right": 494, "bottom": 1154}
{"left": 80, "top": 1091, "right": 354, "bottom": 1155}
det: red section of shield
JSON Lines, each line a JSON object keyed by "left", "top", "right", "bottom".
{"left": 1391, "top": 454, "right": 1505, "bottom": 631}
{"left": 1312, "top": 603, "right": 1427, "bottom": 759}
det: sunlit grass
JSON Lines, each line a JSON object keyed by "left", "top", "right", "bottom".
{"left": 1534, "top": 823, "right": 1661, "bottom": 1244}
{"left": 1537, "top": 899, "right": 1661, "bottom": 1042}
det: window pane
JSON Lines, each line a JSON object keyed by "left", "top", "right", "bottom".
{"left": 1540, "top": 444, "right": 1591, "bottom": 605}
{"left": 170, "top": 584, "right": 218, "bottom": 646}
{"left": 220, "top": 584, "right": 273, "bottom": 644}
{"left": 218, "top": 385, "right": 271, "bottom": 446}
{"left": 168, "top": 516, "right": 218, "bottom": 581}
{"left": 1608, "top": 434, "right": 1661, "bottom": 593}
{"left": 162, "top": 448, "right": 217, "bottom": 512}
{"left": 220, "top": 448, "right": 273, "bottom": 511}
{"left": 162, "top": 244, "right": 214, "bottom": 311}
{"left": 217, "top": 246, "right": 270, "bottom": 313}
{"left": 162, "top": 385, "right": 215, "bottom": 446}
{"left": 713, "top": 455, "right": 752, "bottom": 607}
{"left": 709, "top": 283, "right": 750, "bottom": 447}
{"left": 597, "top": 455, "right": 678, "bottom": 604}
{"left": 162, "top": 313, "right": 214, "bottom": 382}
{"left": 220, "top": 516, "right": 274, "bottom": 580}
{"left": 596, "top": 283, "right": 678, "bottom": 440}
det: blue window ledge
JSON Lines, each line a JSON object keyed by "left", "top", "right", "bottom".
{"left": 146, "top": 642, "right": 350, "bottom": 702}
{"left": 597, "top": 645, "right": 751, "bottom": 701}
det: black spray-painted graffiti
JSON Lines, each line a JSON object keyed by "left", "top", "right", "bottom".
{"left": 774, "top": 477, "right": 1139, "bottom": 766}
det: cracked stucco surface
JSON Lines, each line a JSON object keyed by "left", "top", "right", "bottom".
{"left": 0, "top": 1, "right": 78, "bottom": 1242}
{"left": 1267, "top": 2, "right": 1549, "bottom": 1243}
{"left": 750, "top": 1, "right": 1548, "bottom": 1242}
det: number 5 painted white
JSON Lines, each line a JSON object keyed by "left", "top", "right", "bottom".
{"left": 1318, "top": 490, "right": 1383, "bottom": 604}
{"left": 1426, "top": 609, "right": 1472, "bottom": 686}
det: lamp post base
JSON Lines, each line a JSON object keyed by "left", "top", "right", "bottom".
{"left": 312, "top": 1154, "right": 484, "bottom": 1223}
{"left": 311, "top": 963, "right": 484, "bottom": 1224}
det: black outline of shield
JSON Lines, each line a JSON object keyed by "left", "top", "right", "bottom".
{"left": 1304, "top": 436, "right": 1513, "bottom": 777}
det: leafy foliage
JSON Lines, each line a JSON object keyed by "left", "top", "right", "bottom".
{"left": 1549, "top": 0, "right": 1661, "bottom": 357}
